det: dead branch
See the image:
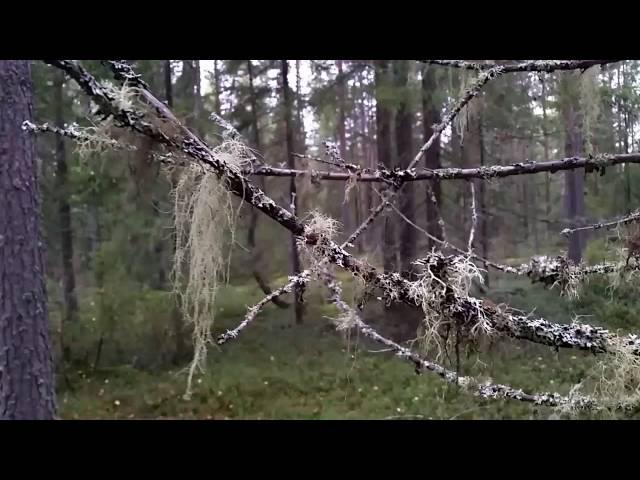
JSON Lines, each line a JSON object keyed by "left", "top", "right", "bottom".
{"left": 216, "top": 270, "right": 311, "bottom": 345}
{"left": 247, "top": 152, "right": 640, "bottom": 183}
{"left": 421, "top": 60, "right": 621, "bottom": 73}
{"left": 21, "top": 120, "right": 135, "bottom": 152}
{"left": 561, "top": 210, "right": 640, "bottom": 236}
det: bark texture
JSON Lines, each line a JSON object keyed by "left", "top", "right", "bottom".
{"left": 0, "top": 60, "right": 57, "bottom": 419}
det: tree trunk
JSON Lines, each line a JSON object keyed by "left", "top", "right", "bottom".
{"left": 193, "top": 60, "right": 202, "bottom": 136}
{"left": 450, "top": 111, "right": 463, "bottom": 234}
{"left": 281, "top": 60, "right": 304, "bottom": 325}
{"left": 622, "top": 66, "right": 632, "bottom": 213}
{"left": 0, "top": 60, "right": 57, "bottom": 419}
{"left": 213, "top": 60, "right": 222, "bottom": 117}
{"left": 375, "top": 61, "right": 396, "bottom": 272}
{"left": 540, "top": 78, "right": 552, "bottom": 240}
{"left": 394, "top": 61, "right": 416, "bottom": 276}
{"left": 295, "top": 60, "right": 306, "bottom": 153}
{"left": 247, "top": 61, "right": 288, "bottom": 309}
{"left": 179, "top": 60, "right": 202, "bottom": 136}
{"left": 561, "top": 74, "right": 586, "bottom": 264}
{"left": 336, "top": 60, "right": 352, "bottom": 238}
{"left": 358, "top": 69, "right": 372, "bottom": 251}
{"left": 520, "top": 141, "right": 530, "bottom": 239}
{"left": 422, "top": 65, "right": 444, "bottom": 248}
{"left": 478, "top": 111, "right": 490, "bottom": 286}
{"left": 164, "top": 60, "right": 173, "bottom": 108}
{"left": 53, "top": 71, "right": 78, "bottom": 364}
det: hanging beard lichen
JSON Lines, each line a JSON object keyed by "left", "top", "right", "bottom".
{"left": 169, "top": 140, "right": 252, "bottom": 399}
{"left": 409, "top": 251, "right": 491, "bottom": 362}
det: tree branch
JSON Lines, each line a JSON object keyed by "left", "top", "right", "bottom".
{"left": 44, "top": 60, "right": 640, "bottom": 363}
{"left": 247, "top": 152, "right": 640, "bottom": 182}
{"left": 561, "top": 210, "right": 640, "bottom": 236}
{"left": 421, "top": 60, "right": 621, "bottom": 73}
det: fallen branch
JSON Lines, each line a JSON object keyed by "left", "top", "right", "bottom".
{"left": 21, "top": 120, "right": 135, "bottom": 153}
{"left": 561, "top": 210, "right": 640, "bottom": 236}
{"left": 246, "top": 152, "right": 640, "bottom": 183}
{"left": 216, "top": 271, "right": 311, "bottom": 344}
{"left": 421, "top": 60, "right": 620, "bottom": 73}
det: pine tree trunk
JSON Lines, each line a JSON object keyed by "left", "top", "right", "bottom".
{"left": 193, "top": 60, "right": 202, "bottom": 136}
{"left": 357, "top": 69, "right": 371, "bottom": 251}
{"left": 541, "top": 78, "right": 552, "bottom": 240}
{"left": 422, "top": 65, "right": 444, "bottom": 248}
{"left": 336, "top": 60, "right": 352, "bottom": 239}
{"left": 281, "top": 60, "right": 304, "bottom": 325}
{"left": 53, "top": 72, "right": 78, "bottom": 363}
{"left": 0, "top": 60, "right": 57, "bottom": 419}
{"left": 561, "top": 74, "right": 586, "bottom": 264}
{"left": 478, "top": 112, "right": 490, "bottom": 286}
{"left": 394, "top": 61, "right": 416, "bottom": 276}
{"left": 295, "top": 60, "right": 306, "bottom": 153}
{"left": 622, "top": 66, "right": 632, "bottom": 213}
{"left": 164, "top": 60, "right": 173, "bottom": 108}
{"left": 375, "top": 61, "right": 396, "bottom": 272}
{"left": 247, "top": 61, "right": 288, "bottom": 309}
{"left": 213, "top": 60, "right": 222, "bottom": 117}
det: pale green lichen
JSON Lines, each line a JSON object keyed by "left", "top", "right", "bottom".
{"left": 170, "top": 140, "right": 253, "bottom": 399}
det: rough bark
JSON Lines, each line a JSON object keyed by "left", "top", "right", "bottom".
{"left": 0, "top": 60, "right": 57, "bottom": 419}
{"left": 281, "top": 60, "right": 304, "bottom": 324}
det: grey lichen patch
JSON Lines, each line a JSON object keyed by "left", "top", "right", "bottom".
{"left": 520, "top": 255, "right": 585, "bottom": 298}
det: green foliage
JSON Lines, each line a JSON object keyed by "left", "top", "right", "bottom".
{"left": 56, "top": 274, "right": 640, "bottom": 419}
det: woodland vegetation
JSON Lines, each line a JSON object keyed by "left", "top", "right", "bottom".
{"left": 2, "top": 59, "right": 640, "bottom": 419}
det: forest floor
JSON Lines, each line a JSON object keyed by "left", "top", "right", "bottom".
{"left": 56, "top": 273, "right": 640, "bottom": 420}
